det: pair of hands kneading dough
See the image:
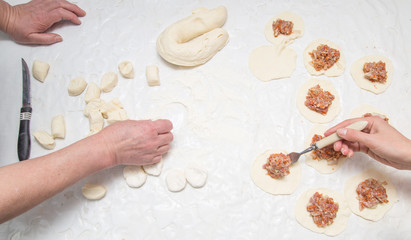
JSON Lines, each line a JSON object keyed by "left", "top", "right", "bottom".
{"left": 33, "top": 115, "right": 66, "bottom": 150}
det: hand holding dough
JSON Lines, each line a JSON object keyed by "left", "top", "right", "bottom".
{"left": 32, "top": 60, "right": 50, "bottom": 82}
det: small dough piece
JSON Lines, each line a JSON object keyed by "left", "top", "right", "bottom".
{"left": 123, "top": 166, "right": 147, "bottom": 188}
{"left": 143, "top": 160, "right": 164, "bottom": 176}
{"left": 33, "top": 131, "right": 55, "bottom": 150}
{"left": 264, "top": 11, "right": 304, "bottom": 46}
{"left": 84, "top": 98, "right": 105, "bottom": 117}
{"left": 165, "top": 169, "right": 187, "bottom": 192}
{"left": 118, "top": 61, "right": 134, "bottom": 79}
{"left": 350, "top": 55, "right": 394, "bottom": 94}
{"left": 349, "top": 104, "right": 390, "bottom": 123}
{"left": 344, "top": 168, "right": 398, "bottom": 221}
{"left": 304, "top": 39, "right": 345, "bottom": 77}
{"left": 156, "top": 6, "right": 229, "bottom": 66}
{"left": 249, "top": 45, "right": 297, "bottom": 81}
{"left": 146, "top": 65, "right": 160, "bottom": 86}
{"left": 84, "top": 82, "right": 101, "bottom": 103}
{"left": 304, "top": 124, "right": 347, "bottom": 174}
{"left": 81, "top": 184, "right": 106, "bottom": 200}
{"left": 68, "top": 77, "right": 87, "bottom": 96}
{"left": 295, "top": 188, "right": 351, "bottom": 236}
{"left": 100, "top": 72, "right": 118, "bottom": 93}
{"left": 185, "top": 167, "right": 207, "bottom": 188}
{"left": 88, "top": 110, "right": 104, "bottom": 133}
{"left": 32, "top": 60, "right": 50, "bottom": 82}
{"left": 296, "top": 78, "right": 341, "bottom": 123}
{"left": 100, "top": 98, "right": 124, "bottom": 118}
{"left": 51, "top": 115, "right": 66, "bottom": 139}
{"left": 106, "top": 109, "right": 129, "bottom": 124}
{"left": 250, "top": 149, "right": 301, "bottom": 195}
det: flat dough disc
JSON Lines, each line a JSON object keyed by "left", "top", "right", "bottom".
{"left": 349, "top": 104, "right": 390, "bottom": 123}
{"left": 296, "top": 78, "right": 341, "bottom": 123}
{"left": 295, "top": 188, "right": 351, "bottom": 236}
{"left": 250, "top": 149, "right": 301, "bottom": 195}
{"left": 304, "top": 39, "right": 345, "bottom": 77}
{"left": 304, "top": 124, "right": 347, "bottom": 174}
{"left": 249, "top": 45, "right": 297, "bottom": 81}
{"left": 350, "top": 55, "right": 394, "bottom": 94}
{"left": 143, "top": 160, "right": 164, "bottom": 176}
{"left": 166, "top": 169, "right": 187, "bottom": 192}
{"left": 344, "top": 168, "right": 398, "bottom": 221}
{"left": 123, "top": 166, "right": 147, "bottom": 188}
{"left": 264, "top": 11, "right": 304, "bottom": 46}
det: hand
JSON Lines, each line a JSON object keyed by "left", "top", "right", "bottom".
{"left": 324, "top": 116, "right": 411, "bottom": 170}
{"left": 98, "top": 119, "right": 174, "bottom": 167}
{"left": 6, "top": 0, "right": 86, "bottom": 45}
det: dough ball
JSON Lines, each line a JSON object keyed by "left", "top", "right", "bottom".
{"left": 146, "top": 65, "right": 160, "bottom": 86}
{"left": 264, "top": 11, "right": 304, "bottom": 46}
{"left": 81, "top": 184, "right": 106, "bottom": 200}
{"left": 250, "top": 149, "right": 301, "bottom": 195}
{"left": 84, "top": 98, "right": 105, "bottom": 117}
{"left": 100, "top": 72, "right": 118, "bottom": 93}
{"left": 33, "top": 131, "right": 55, "bottom": 150}
{"left": 100, "top": 98, "right": 124, "bottom": 118}
{"left": 296, "top": 78, "right": 341, "bottom": 123}
{"left": 249, "top": 44, "right": 297, "bottom": 81}
{"left": 118, "top": 61, "right": 134, "bottom": 79}
{"left": 84, "top": 82, "right": 101, "bottom": 103}
{"left": 303, "top": 39, "right": 345, "bottom": 77}
{"left": 68, "top": 77, "right": 87, "bottom": 96}
{"left": 349, "top": 104, "right": 390, "bottom": 123}
{"left": 350, "top": 55, "right": 393, "bottom": 94}
{"left": 143, "top": 160, "right": 164, "bottom": 176}
{"left": 344, "top": 168, "right": 398, "bottom": 221}
{"left": 88, "top": 110, "right": 104, "bottom": 133}
{"left": 106, "top": 109, "right": 128, "bottom": 124}
{"left": 165, "top": 169, "right": 186, "bottom": 192}
{"left": 295, "top": 188, "right": 351, "bottom": 236}
{"left": 123, "top": 166, "right": 147, "bottom": 188}
{"left": 32, "top": 60, "right": 50, "bottom": 82}
{"left": 185, "top": 167, "right": 207, "bottom": 188}
{"left": 51, "top": 115, "right": 66, "bottom": 139}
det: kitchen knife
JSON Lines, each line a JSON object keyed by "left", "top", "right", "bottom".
{"left": 18, "top": 58, "right": 32, "bottom": 161}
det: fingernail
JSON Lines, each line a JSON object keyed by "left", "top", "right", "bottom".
{"left": 337, "top": 128, "right": 347, "bottom": 136}
{"left": 55, "top": 36, "right": 63, "bottom": 42}
{"left": 341, "top": 147, "right": 345, "bottom": 155}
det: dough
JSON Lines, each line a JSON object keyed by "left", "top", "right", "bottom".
{"left": 118, "top": 61, "right": 134, "bottom": 79}
{"left": 295, "top": 188, "right": 351, "bottom": 236}
{"left": 106, "top": 109, "right": 128, "bottom": 124}
{"left": 165, "top": 169, "right": 187, "bottom": 192}
{"left": 296, "top": 78, "right": 341, "bottom": 123}
{"left": 264, "top": 11, "right": 304, "bottom": 46}
{"left": 185, "top": 167, "right": 207, "bottom": 188}
{"left": 156, "top": 6, "right": 229, "bottom": 66}
{"left": 349, "top": 104, "right": 390, "bottom": 123}
{"left": 304, "top": 39, "right": 345, "bottom": 77}
{"left": 100, "top": 72, "right": 118, "bottom": 93}
{"left": 304, "top": 124, "right": 347, "bottom": 174}
{"left": 250, "top": 149, "right": 301, "bottom": 195}
{"left": 123, "top": 166, "right": 147, "bottom": 188}
{"left": 143, "top": 160, "right": 163, "bottom": 176}
{"left": 84, "top": 82, "right": 101, "bottom": 103}
{"left": 350, "top": 55, "right": 394, "bottom": 94}
{"left": 100, "top": 98, "right": 124, "bottom": 118}
{"left": 146, "top": 65, "right": 160, "bottom": 86}
{"left": 51, "top": 115, "right": 66, "bottom": 139}
{"left": 344, "top": 168, "right": 398, "bottom": 221}
{"left": 33, "top": 131, "right": 55, "bottom": 150}
{"left": 81, "top": 184, "right": 106, "bottom": 200}
{"left": 68, "top": 77, "right": 87, "bottom": 96}
{"left": 249, "top": 44, "right": 297, "bottom": 81}
{"left": 32, "top": 60, "right": 50, "bottom": 82}
{"left": 88, "top": 110, "right": 104, "bottom": 133}
{"left": 84, "top": 98, "right": 105, "bottom": 117}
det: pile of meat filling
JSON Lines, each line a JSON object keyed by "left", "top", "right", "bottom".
{"left": 363, "top": 61, "right": 387, "bottom": 83}
{"left": 263, "top": 153, "right": 291, "bottom": 179}
{"left": 356, "top": 178, "right": 389, "bottom": 211}
{"left": 272, "top": 19, "right": 294, "bottom": 37}
{"left": 305, "top": 84, "right": 335, "bottom": 115}
{"left": 309, "top": 44, "right": 340, "bottom": 71}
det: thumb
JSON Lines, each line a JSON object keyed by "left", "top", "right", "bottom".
{"left": 26, "top": 33, "right": 63, "bottom": 45}
{"left": 337, "top": 128, "right": 371, "bottom": 144}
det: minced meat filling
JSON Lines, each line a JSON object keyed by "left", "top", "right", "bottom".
{"left": 272, "top": 19, "right": 294, "bottom": 37}
{"left": 356, "top": 178, "right": 389, "bottom": 211}
{"left": 363, "top": 61, "right": 387, "bottom": 83}
{"left": 305, "top": 84, "right": 335, "bottom": 115}
{"left": 263, "top": 153, "right": 291, "bottom": 179}
{"left": 309, "top": 44, "right": 340, "bottom": 71}
{"left": 307, "top": 192, "right": 339, "bottom": 228}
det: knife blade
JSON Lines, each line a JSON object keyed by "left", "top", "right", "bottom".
{"left": 18, "top": 58, "right": 32, "bottom": 161}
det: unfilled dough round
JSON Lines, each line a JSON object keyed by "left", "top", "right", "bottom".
{"left": 81, "top": 184, "right": 106, "bottom": 200}
{"left": 165, "top": 169, "right": 187, "bottom": 192}
{"left": 123, "top": 166, "right": 147, "bottom": 188}
{"left": 100, "top": 72, "right": 118, "bottom": 93}
{"left": 304, "top": 124, "right": 347, "bottom": 174}
{"left": 33, "top": 131, "right": 55, "bottom": 150}
{"left": 51, "top": 115, "right": 66, "bottom": 139}
{"left": 295, "top": 188, "right": 351, "bottom": 236}
{"left": 68, "top": 77, "right": 87, "bottom": 96}
{"left": 118, "top": 61, "right": 134, "bottom": 79}
{"left": 349, "top": 104, "right": 390, "bottom": 123}
{"left": 250, "top": 149, "right": 301, "bottom": 195}
{"left": 350, "top": 55, "right": 394, "bottom": 94}
{"left": 143, "top": 160, "right": 163, "bottom": 176}
{"left": 185, "top": 167, "right": 207, "bottom": 188}
{"left": 344, "top": 168, "right": 398, "bottom": 221}
{"left": 304, "top": 39, "right": 345, "bottom": 77}
{"left": 32, "top": 60, "right": 50, "bottom": 82}
{"left": 249, "top": 45, "right": 297, "bottom": 81}
{"left": 264, "top": 11, "right": 304, "bottom": 46}
{"left": 156, "top": 6, "right": 229, "bottom": 66}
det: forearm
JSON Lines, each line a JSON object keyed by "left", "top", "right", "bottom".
{"left": 0, "top": 0, "right": 12, "bottom": 33}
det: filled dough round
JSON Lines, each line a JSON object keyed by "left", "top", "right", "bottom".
{"left": 295, "top": 188, "right": 351, "bottom": 236}
{"left": 344, "top": 168, "right": 398, "bottom": 221}
{"left": 250, "top": 149, "right": 301, "bottom": 195}
{"left": 350, "top": 55, "right": 394, "bottom": 94}
{"left": 264, "top": 11, "right": 304, "bottom": 46}
{"left": 249, "top": 45, "right": 297, "bottom": 81}
{"left": 123, "top": 166, "right": 147, "bottom": 188}
{"left": 143, "top": 160, "right": 163, "bottom": 176}
{"left": 81, "top": 184, "right": 106, "bottom": 200}
{"left": 296, "top": 78, "right": 341, "bottom": 123}
{"left": 349, "top": 104, "right": 390, "bottom": 123}
{"left": 304, "top": 39, "right": 345, "bottom": 77}
{"left": 165, "top": 169, "right": 187, "bottom": 192}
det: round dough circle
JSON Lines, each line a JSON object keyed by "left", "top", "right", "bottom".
{"left": 344, "top": 168, "right": 398, "bottom": 221}
{"left": 185, "top": 167, "right": 207, "bottom": 188}
{"left": 165, "top": 169, "right": 187, "bottom": 192}
{"left": 350, "top": 55, "right": 394, "bottom": 94}
{"left": 349, "top": 104, "right": 390, "bottom": 123}
{"left": 123, "top": 166, "right": 147, "bottom": 188}
{"left": 250, "top": 149, "right": 301, "bottom": 195}
{"left": 264, "top": 11, "right": 304, "bottom": 46}
{"left": 249, "top": 45, "right": 297, "bottom": 81}
{"left": 295, "top": 188, "right": 351, "bottom": 236}
{"left": 143, "top": 160, "right": 164, "bottom": 176}
{"left": 304, "top": 124, "right": 347, "bottom": 174}
{"left": 303, "top": 39, "right": 345, "bottom": 77}
{"left": 296, "top": 78, "right": 341, "bottom": 123}
{"left": 81, "top": 184, "right": 106, "bottom": 200}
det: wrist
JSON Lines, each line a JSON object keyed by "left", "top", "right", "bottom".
{"left": 94, "top": 130, "right": 118, "bottom": 169}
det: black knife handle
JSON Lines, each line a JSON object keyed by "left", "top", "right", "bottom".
{"left": 18, "top": 106, "right": 32, "bottom": 161}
